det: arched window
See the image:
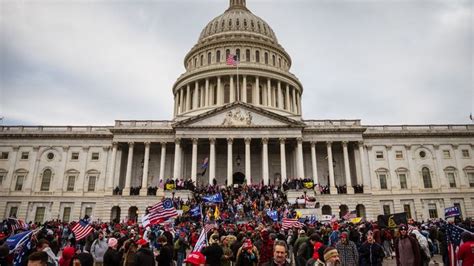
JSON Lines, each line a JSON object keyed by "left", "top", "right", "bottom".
{"left": 207, "top": 52, "right": 211, "bottom": 65}
{"left": 236, "top": 49, "right": 240, "bottom": 61}
{"left": 356, "top": 204, "right": 366, "bottom": 218}
{"left": 322, "top": 205, "right": 332, "bottom": 215}
{"left": 255, "top": 50, "right": 260, "bottom": 63}
{"left": 272, "top": 54, "right": 276, "bottom": 66}
{"left": 0, "top": 169, "right": 7, "bottom": 186}
{"left": 422, "top": 167, "right": 432, "bottom": 188}
{"left": 264, "top": 52, "right": 269, "bottom": 64}
{"left": 278, "top": 58, "right": 281, "bottom": 68}
{"left": 224, "top": 84, "right": 230, "bottom": 103}
{"left": 245, "top": 49, "right": 250, "bottom": 62}
{"left": 246, "top": 84, "right": 253, "bottom": 104}
{"left": 194, "top": 57, "right": 197, "bottom": 67}
{"left": 216, "top": 50, "right": 221, "bottom": 63}
{"left": 41, "top": 169, "right": 52, "bottom": 191}
{"left": 226, "top": 49, "right": 230, "bottom": 60}
{"left": 200, "top": 54, "right": 203, "bottom": 66}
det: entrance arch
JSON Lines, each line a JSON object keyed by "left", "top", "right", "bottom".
{"left": 110, "top": 206, "right": 121, "bottom": 223}
{"left": 233, "top": 172, "right": 245, "bottom": 185}
{"left": 339, "top": 204, "right": 349, "bottom": 219}
{"left": 128, "top": 206, "right": 138, "bottom": 222}
{"left": 356, "top": 204, "right": 366, "bottom": 218}
{"left": 322, "top": 205, "right": 332, "bottom": 215}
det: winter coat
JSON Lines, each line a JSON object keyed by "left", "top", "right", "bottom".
{"left": 90, "top": 238, "right": 108, "bottom": 263}
{"left": 155, "top": 244, "right": 173, "bottom": 266}
{"left": 103, "top": 248, "right": 121, "bottom": 266}
{"left": 202, "top": 243, "right": 224, "bottom": 266}
{"left": 358, "top": 241, "right": 384, "bottom": 266}
{"left": 336, "top": 240, "right": 359, "bottom": 266}
{"left": 133, "top": 247, "right": 155, "bottom": 266}
{"left": 394, "top": 236, "right": 421, "bottom": 266}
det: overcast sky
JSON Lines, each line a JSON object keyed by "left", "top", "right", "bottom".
{"left": 1, "top": 0, "right": 472, "bottom": 126}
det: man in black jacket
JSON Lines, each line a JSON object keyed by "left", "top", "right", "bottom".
{"left": 358, "top": 231, "right": 385, "bottom": 266}
{"left": 134, "top": 239, "right": 154, "bottom": 266}
{"left": 103, "top": 238, "right": 122, "bottom": 266}
{"left": 262, "top": 240, "right": 291, "bottom": 266}
{"left": 202, "top": 234, "right": 224, "bottom": 266}
{"left": 156, "top": 236, "right": 173, "bottom": 266}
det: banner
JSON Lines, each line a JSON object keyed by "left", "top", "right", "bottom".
{"left": 377, "top": 212, "right": 407, "bottom": 228}
{"left": 266, "top": 210, "right": 278, "bottom": 222}
{"left": 165, "top": 183, "right": 175, "bottom": 190}
{"left": 303, "top": 181, "right": 314, "bottom": 189}
{"left": 202, "top": 193, "right": 223, "bottom": 203}
{"left": 444, "top": 206, "right": 461, "bottom": 218}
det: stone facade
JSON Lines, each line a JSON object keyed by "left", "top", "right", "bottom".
{"left": 1, "top": 0, "right": 473, "bottom": 223}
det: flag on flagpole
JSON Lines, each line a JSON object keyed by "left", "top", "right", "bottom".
{"left": 7, "top": 218, "right": 28, "bottom": 231}
{"left": 71, "top": 219, "right": 94, "bottom": 241}
{"left": 446, "top": 223, "right": 468, "bottom": 266}
{"left": 214, "top": 206, "right": 220, "bottom": 220}
{"left": 343, "top": 210, "right": 357, "bottom": 221}
{"left": 282, "top": 218, "right": 304, "bottom": 230}
{"left": 142, "top": 199, "right": 178, "bottom": 227}
{"left": 202, "top": 193, "right": 224, "bottom": 203}
{"left": 189, "top": 206, "right": 201, "bottom": 217}
{"left": 6, "top": 230, "right": 33, "bottom": 266}
{"left": 226, "top": 54, "right": 239, "bottom": 66}
{"left": 200, "top": 157, "right": 209, "bottom": 176}
{"left": 193, "top": 223, "right": 215, "bottom": 252}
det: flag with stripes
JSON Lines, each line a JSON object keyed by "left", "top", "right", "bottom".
{"left": 193, "top": 223, "right": 216, "bottom": 252}
{"left": 226, "top": 53, "right": 239, "bottom": 66}
{"left": 7, "top": 218, "right": 28, "bottom": 231}
{"left": 343, "top": 211, "right": 357, "bottom": 221}
{"left": 282, "top": 218, "right": 304, "bottom": 230}
{"left": 446, "top": 223, "right": 468, "bottom": 266}
{"left": 142, "top": 199, "right": 178, "bottom": 227}
{"left": 71, "top": 219, "right": 94, "bottom": 241}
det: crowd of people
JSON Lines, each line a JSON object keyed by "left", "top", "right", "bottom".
{"left": 1, "top": 183, "right": 473, "bottom": 266}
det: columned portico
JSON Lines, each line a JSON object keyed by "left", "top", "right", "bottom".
{"left": 310, "top": 141, "right": 318, "bottom": 186}
{"left": 327, "top": 141, "right": 337, "bottom": 194}
{"left": 262, "top": 138, "right": 269, "bottom": 185}
{"left": 227, "top": 138, "right": 233, "bottom": 186}
{"left": 140, "top": 142, "right": 150, "bottom": 196}
{"left": 191, "top": 139, "right": 198, "bottom": 183}
{"left": 342, "top": 141, "right": 354, "bottom": 194}
{"left": 123, "top": 142, "right": 134, "bottom": 196}
{"left": 245, "top": 138, "right": 251, "bottom": 185}
{"left": 280, "top": 138, "right": 287, "bottom": 183}
{"left": 209, "top": 138, "right": 216, "bottom": 184}
{"left": 173, "top": 139, "right": 181, "bottom": 180}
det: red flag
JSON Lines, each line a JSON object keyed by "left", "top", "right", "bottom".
{"left": 71, "top": 220, "right": 94, "bottom": 241}
{"left": 282, "top": 218, "right": 303, "bottom": 230}
{"left": 226, "top": 54, "right": 238, "bottom": 66}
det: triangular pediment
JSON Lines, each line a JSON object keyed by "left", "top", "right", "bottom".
{"left": 173, "top": 102, "right": 304, "bottom": 128}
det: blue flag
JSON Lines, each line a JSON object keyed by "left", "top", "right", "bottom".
{"left": 190, "top": 206, "right": 201, "bottom": 217}
{"left": 266, "top": 210, "right": 278, "bottom": 222}
{"left": 6, "top": 230, "right": 33, "bottom": 266}
{"left": 202, "top": 193, "right": 223, "bottom": 203}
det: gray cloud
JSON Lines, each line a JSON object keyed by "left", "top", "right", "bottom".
{"left": 0, "top": 0, "right": 472, "bottom": 125}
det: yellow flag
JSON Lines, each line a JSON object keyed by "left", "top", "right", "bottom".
{"left": 214, "top": 206, "right": 220, "bottom": 219}
{"left": 350, "top": 217, "right": 362, "bottom": 224}
{"left": 296, "top": 211, "right": 302, "bottom": 218}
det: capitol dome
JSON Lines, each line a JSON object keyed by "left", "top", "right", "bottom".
{"left": 198, "top": 0, "right": 278, "bottom": 45}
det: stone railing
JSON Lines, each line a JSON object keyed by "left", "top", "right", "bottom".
{"left": 304, "top": 120, "right": 362, "bottom": 127}
{"left": 114, "top": 120, "right": 173, "bottom": 128}
{"left": 366, "top": 124, "right": 474, "bottom": 132}
{"left": 0, "top": 126, "right": 111, "bottom": 133}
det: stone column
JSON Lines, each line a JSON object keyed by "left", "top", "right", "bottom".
{"left": 277, "top": 81, "right": 282, "bottom": 109}
{"left": 159, "top": 142, "right": 167, "bottom": 182}
{"left": 227, "top": 138, "right": 233, "bottom": 186}
{"left": 123, "top": 142, "right": 134, "bottom": 196}
{"left": 297, "top": 93, "right": 302, "bottom": 115}
{"left": 242, "top": 76, "right": 247, "bottom": 103}
{"left": 205, "top": 78, "right": 209, "bottom": 107}
{"left": 217, "top": 77, "right": 222, "bottom": 105}
{"left": 230, "top": 75, "right": 235, "bottom": 102}
{"left": 285, "top": 84, "right": 291, "bottom": 111}
{"left": 245, "top": 138, "right": 251, "bottom": 185}
{"left": 4, "top": 146, "right": 19, "bottom": 193}
{"left": 173, "top": 139, "right": 181, "bottom": 180}
{"left": 310, "top": 141, "right": 319, "bottom": 185}
{"left": 262, "top": 138, "right": 269, "bottom": 185}
{"left": 179, "top": 88, "right": 184, "bottom": 113}
{"left": 342, "top": 141, "right": 354, "bottom": 194}
{"left": 267, "top": 79, "right": 272, "bottom": 107}
{"left": 106, "top": 142, "right": 118, "bottom": 193}
{"left": 140, "top": 142, "right": 151, "bottom": 196}
{"left": 191, "top": 139, "right": 198, "bottom": 184}
{"left": 327, "top": 141, "right": 337, "bottom": 194}
{"left": 358, "top": 142, "right": 371, "bottom": 192}
{"left": 255, "top": 76, "right": 260, "bottom": 105}
{"left": 296, "top": 138, "right": 305, "bottom": 179}
{"left": 185, "top": 84, "right": 191, "bottom": 111}
{"left": 280, "top": 138, "right": 287, "bottom": 183}
{"left": 209, "top": 138, "right": 216, "bottom": 184}
{"left": 453, "top": 145, "right": 469, "bottom": 188}
{"left": 173, "top": 93, "right": 178, "bottom": 117}
{"left": 193, "top": 81, "right": 199, "bottom": 109}
{"left": 292, "top": 88, "right": 297, "bottom": 113}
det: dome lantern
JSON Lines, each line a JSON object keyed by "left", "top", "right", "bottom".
{"left": 228, "top": 0, "right": 247, "bottom": 10}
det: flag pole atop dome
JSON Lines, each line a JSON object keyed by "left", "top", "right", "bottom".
{"left": 229, "top": 0, "right": 247, "bottom": 10}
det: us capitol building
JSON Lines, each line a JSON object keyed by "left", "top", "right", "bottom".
{"left": 1, "top": 0, "right": 473, "bottom": 223}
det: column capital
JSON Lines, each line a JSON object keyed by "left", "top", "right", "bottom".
{"left": 326, "top": 141, "right": 332, "bottom": 147}
{"left": 342, "top": 141, "right": 349, "bottom": 147}
{"left": 32, "top": 145, "right": 40, "bottom": 151}
{"left": 82, "top": 146, "right": 90, "bottom": 151}
{"left": 296, "top": 137, "right": 303, "bottom": 143}
{"left": 62, "top": 145, "right": 70, "bottom": 151}
{"left": 357, "top": 141, "right": 364, "bottom": 146}
{"left": 262, "top": 138, "right": 269, "bottom": 145}
{"left": 102, "top": 146, "right": 111, "bottom": 151}
{"left": 174, "top": 138, "right": 181, "bottom": 145}
{"left": 385, "top": 144, "right": 392, "bottom": 150}
{"left": 192, "top": 138, "right": 199, "bottom": 145}
{"left": 244, "top": 138, "right": 251, "bottom": 144}
{"left": 279, "top": 138, "right": 286, "bottom": 144}
{"left": 128, "top": 142, "right": 134, "bottom": 147}
{"left": 227, "top": 138, "right": 233, "bottom": 144}
{"left": 432, "top": 144, "right": 439, "bottom": 149}
{"left": 160, "top": 141, "right": 167, "bottom": 146}
{"left": 404, "top": 144, "right": 411, "bottom": 149}
{"left": 310, "top": 141, "right": 317, "bottom": 146}
{"left": 112, "top": 141, "right": 118, "bottom": 147}
{"left": 12, "top": 145, "right": 19, "bottom": 151}
{"left": 452, "top": 144, "right": 459, "bottom": 149}
{"left": 144, "top": 141, "right": 151, "bottom": 147}
{"left": 209, "top": 138, "right": 216, "bottom": 144}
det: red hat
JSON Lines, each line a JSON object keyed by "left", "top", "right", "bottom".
{"left": 184, "top": 252, "right": 206, "bottom": 265}
{"left": 242, "top": 239, "right": 253, "bottom": 250}
{"left": 136, "top": 238, "right": 148, "bottom": 246}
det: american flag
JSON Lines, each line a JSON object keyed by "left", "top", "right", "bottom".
{"left": 446, "top": 223, "right": 469, "bottom": 266}
{"left": 142, "top": 199, "right": 178, "bottom": 227}
{"left": 7, "top": 218, "right": 27, "bottom": 231}
{"left": 282, "top": 218, "right": 304, "bottom": 230}
{"left": 343, "top": 211, "right": 357, "bottom": 221}
{"left": 193, "top": 223, "right": 216, "bottom": 252}
{"left": 71, "top": 219, "right": 94, "bottom": 241}
{"left": 226, "top": 53, "right": 239, "bottom": 66}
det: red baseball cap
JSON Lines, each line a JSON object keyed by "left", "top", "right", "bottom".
{"left": 184, "top": 252, "right": 206, "bottom": 265}
{"left": 136, "top": 238, "right": 148, "bottom": 246}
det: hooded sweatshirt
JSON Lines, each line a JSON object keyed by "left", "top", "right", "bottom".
{"left": 59, "top": 247, "right": 75, "bottom": 266}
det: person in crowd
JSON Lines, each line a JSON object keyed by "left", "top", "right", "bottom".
{"left": 235, "top": 239, "right": 259, "bottom": 266}
{"left": 335, "top": 232, "right": 358, "bottom": 266}
{"left": 27, "top": 251, "right": 48, "bottom": 266}
{"left": 457, "top": 232, "right": 474, "bottom": 266}
{"left": 323, "top": 247, "right": 340, "bottom": 266}
{"left": 72, "top": 252, "right": 94, "bottom": 266}
{"left": 35, "top": 239, "right": 58, "bottom": 266}
{"left": 358, "top": 231, "right": 384, "bottom": 266}
{"left": 183, "top": 251, "right": 206, "bottom": 266}
{"left": 103, "top": 238, "right": 121, "bottom": 266}
{"left": 381, "top": 227, "right": 393, "bottom": 259}
{"left": 220, "top": 235, "right": 233, "bottom": 266}
{"left": 262, "top": 240, "right": 290, "bottom": 266}
{"left": 201, "top": 234, "right": 224, "bottom": 266}
{"left": 133, "top": 239, "right": 154, "bottom": 266}
{"left": 174, "top": 231, "right": 190, "bottom": 266}
{"left": 90, "top": 231, "right": 107, "bottom": 266}
{"left": 59, "top": 247, "right": 75, "bottom": 266}
{"left": 155, "top": 236, "right": 173, "bottom": 266}
{"left": 121, "top": 237, "right": 138, "bottom": 266}
{"left": 293, "top": 229, "right": 308, "bottom": 264}
{"left": 257, "top": 229, "right": 274, "bottom": 265}
{"left": 394, "top": 224, "right": 421, "bottom": 266}
{"left": 296, "top": 233, "right": 319, "bottom": 266}
{"left": 410, "top": 229, "right": 431, "bottom": 266}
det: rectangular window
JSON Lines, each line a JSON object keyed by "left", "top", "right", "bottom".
{"left": 428, "top": 203, "right": 438, "bottom": 218}
{"left": 468, "top": 173, "right": 474, "bottom": 188}
{"left": 375, "top": 151, "right": 384, "bottom": 159}
{"left": 395, "top": 151, "right": 403, "bottom": 159}
{"left": 383, "top": 205, "right": 391, "bottom": 215}
{"left": 85, "top": 207, "right": 93, "bottom": 217}
{"left": 0, "top": 173, "right": 5, "bottom": 185}
{"left": 443, "top": 150, "right": 451, "bottom": 159}
{"left": 71, "top": 152, "right": 79, "bottom": 161}
{"left": 34, "top": 207, "right": 45, "bottom": 223}
{"left": 15, "top": 176, "right": 24, "bottom": 191}
{"left": 403, "top": 204, "right": 412, "bottom": 219}
{"left": 63, "top": 207, "right": 71, "bottom": 223}
{"left": 447, "top": 172, "right": 456, "bottom": 188}
{"left": 67, "top": 176, "right": 75, "bottom": 191}
{"left": 87, "top": 176, "right": 96, "bottom": 192}
{"left": 462, "top": 149, "right": 470, "bottom": 158}
{"left": 9, "top": 206, "right": 18, "bottom": 218}
{"left": 21, "top": 152, "right": 29, "bottom": 160}
{"left": 379, "top": 174, "right": 388, "bottom": 189}
{"left": 399, "top": 173, "right": 407, "bottom": 189}
{"left": 91, "top": 152, "right": 99, "bottom": 161}
{"left": 0, "top": 152, "right": 9, "bottom": 160}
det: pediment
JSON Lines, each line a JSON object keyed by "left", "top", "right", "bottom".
{"left": 173, "top": 102, "right": 304, "bottom": 128}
